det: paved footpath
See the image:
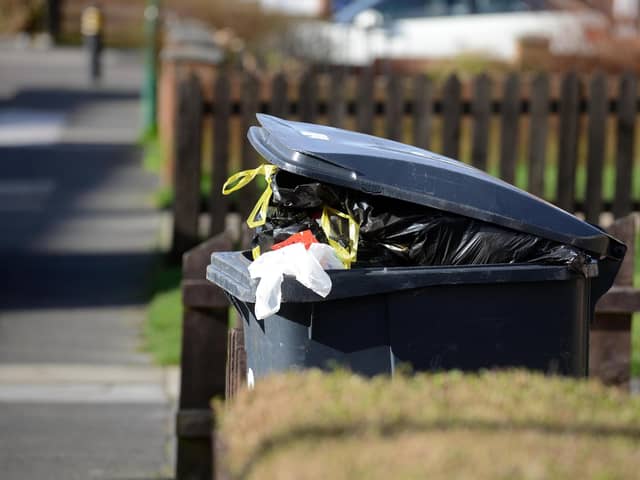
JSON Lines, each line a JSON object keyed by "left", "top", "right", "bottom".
{"left": 0, "top": 46, "right": 175, "bottom": 479}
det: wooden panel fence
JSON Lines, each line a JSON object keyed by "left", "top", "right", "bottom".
{"left": 170, "top": 69, "right": 639, "bottom": 256}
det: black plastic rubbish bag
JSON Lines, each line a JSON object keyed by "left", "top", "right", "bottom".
{"left": 344, "top": 194, "right": 588, "bottom": 271}
{"left": 251, "top": 207, "right": 328, "bottom": 254}
{"left": 254, "top": 170, "right": 589, "bottom": 272}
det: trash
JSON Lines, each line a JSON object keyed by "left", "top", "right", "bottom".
{"left": 342, "top": 192, "right": 589, "bottom": 272}
{"left": 207, "top": 115, "right": 625, "bottom": 380}
{"left": 222, "top": 164, "right": 278, "bottom": 228}
{"left": 263, "top": 170, "right": 590, "bottom": 273}
{"left": 248, "top": 242, "right": 344, "bottom": 319}
{"left": 272, "top": 229, "right": 319, "bottom": 251}
{"left": 319, "top": 206, "right": 359, "bottom": 269}
{"left": 250, "top": 206, "right": 327, "bottom": 260}
{"left": 225, "top": 165, "right": 591, "bottom": 320}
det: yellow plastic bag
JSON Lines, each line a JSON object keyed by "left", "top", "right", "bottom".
{"left": 320, "top": 207, "right": 359, "bottom": 269}
{"left": 222, "top": 164, "right": 278, "bottom": 228}
{"left": 223, "top": 166, "right": 360, "bottom": 267}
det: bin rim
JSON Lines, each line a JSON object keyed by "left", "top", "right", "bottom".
{"left": 248, "top": 114, "right": 624, "bottom": 261}
{"left": 207, "top": 250, "right": 597, "bottom": 304}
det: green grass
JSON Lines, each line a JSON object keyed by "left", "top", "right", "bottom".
{"left": 142, "top": 135, "right": 164, "bottom": 174}
{"left": 140, "top": 133, "right": 180, "bottom": 209}
{"left": 507, "top": 162, "right": 640, "bottom": 203}
{"left": 216, "top": 370, "right": 640, "bottom": 479}
{"left": 140, "top": 132, "right": 217, "bottom": 210}
{"left": 143, "top": 264, "right": 239, "bottom": 365}
{"left": 144, "top": 265, "right": 182, "bottom": 365}
{"left": 633, "top": 233, "right": 640, "bottom": 377}
{"left": 632, "top": 316, "right": 640, "bottom": 377}
{"left": 141, "top": 134, "right": 174, "bottom": 209}
{"left": 153, "top": 186, "right": 173, "bottom": 210}
{"left": 140, "top": 134, "right": 183, "bottom": 364}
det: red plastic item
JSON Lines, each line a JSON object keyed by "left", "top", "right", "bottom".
{"left": 271, "top": 230, "right": 319, "bottom": 251}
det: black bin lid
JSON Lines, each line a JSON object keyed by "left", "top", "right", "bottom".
{"left": 248, "top": 114, "right": 615, "bottom": 258}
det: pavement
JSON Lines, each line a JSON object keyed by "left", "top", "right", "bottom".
{"left": 0, "top": 44, "right": 176, "bottom": 479}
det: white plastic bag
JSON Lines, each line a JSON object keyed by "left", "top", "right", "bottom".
{"left": 308, "top": 243, "right": 346, "bottom": 270}
{"left": 248, "top": 243, "right": 344, "bottom": 320}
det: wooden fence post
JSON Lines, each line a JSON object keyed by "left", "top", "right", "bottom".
{"left": 471, "top": 73, "right": 491, "bottom": 171}
{"left": 171, "top": 74, "right": 203, "bottom": 259}
{"left": 585, "top": 72, "right": 607, "bottom": 223}
{"left": 527, "top": 72, "right": 549, "bottom": 198}
{"left": 556, "top": 72, "right": 580, "bottom": 211}
{"left": 209, "top": 72, "right": 231, "bottom": 237}
{"left": 356, "top": 67, "right": 374, "bottom": 134}
{"left": 385, "top": 72, "right": 403, "bottom": 141}
{"left": 270, "top": 72, "right": 287, "bottom": 119}
{"left": 592, "top": 215, "right": 638, "bottom": 389}
{"left": 176, "top": 234, "right": 233, "bottom": 480}
{"left": 412, "top": 74, "right": 432, "bottom": 149}
{"left": 328, "top": 67, "right": 346, "bottom": 128}
{"left": 299, "top": 68, "right": 317, "bottom": 123}
{"left": 499, "top": 73, "right": 520, "bottom": 184}
{"left": 442, "top": 73, "right": 461, "bottom": 159}
{"left": 613, "top": 72, "right": 637, "bottom": 218}
{"left": 239, "top": 72, "right": 259, "bottom": 217}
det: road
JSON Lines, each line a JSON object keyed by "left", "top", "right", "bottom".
{"left": 0, "top": 45, "right": 174, "bottom": 479}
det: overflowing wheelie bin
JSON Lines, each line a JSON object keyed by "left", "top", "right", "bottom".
{"left": 208, "top": 114, "right": 625, "bottom": 381}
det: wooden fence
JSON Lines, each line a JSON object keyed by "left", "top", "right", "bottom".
{"left": 172, "top": 69, "right": 640, "bottom": 479}
{"left": 170, "top": 69, "right": 639, "bottom": 257}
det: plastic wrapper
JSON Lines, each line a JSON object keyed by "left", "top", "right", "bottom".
{"left": 248, "top": 242, "right": 345, "bottom": 319}
{"left": 251, "top": 207, "right": 328, "bottom": 255}
{"left": 254, "top": 170, "right": 590, "bottom": 273}
{"left": 344, "top": 194, "right": 588, "bottom": 271}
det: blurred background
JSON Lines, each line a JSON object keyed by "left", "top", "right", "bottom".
{"left": 4, "top": 0, "right": 639, "bottom": 68}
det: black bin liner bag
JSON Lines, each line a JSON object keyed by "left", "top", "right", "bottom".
{"left": 252, "top": 170, "right": 589, "bottom": 272}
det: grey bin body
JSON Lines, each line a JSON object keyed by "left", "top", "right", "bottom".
{"left": 207, "top": 115, "right": 626, "bottom": 380}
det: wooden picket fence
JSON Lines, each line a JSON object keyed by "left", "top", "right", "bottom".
{"left": 171, "top": 68, "right": 638, "bottom": 257}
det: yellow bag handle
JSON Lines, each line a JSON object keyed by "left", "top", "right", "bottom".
{"left": 320, "top": 207, "right": 359, "bottom": 269}
{"left": 222, "top": 164, "right": 278, "bottom": 228}
{"left": 223, "top": 166, "right": 360, "bottom": 267}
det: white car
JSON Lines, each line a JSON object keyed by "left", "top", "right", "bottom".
{"left": 298, "top": 0, "right": 607, "bottom": 65}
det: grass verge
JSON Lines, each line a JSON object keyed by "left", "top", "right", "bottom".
{"left": 141, "top": 134, "right": 175, "bottom": 209}
{"left": 140, "top": 133, "right": 183, "bottom": 364}
{"left": 144, "top": 263, "right": 182, "bottom": 365}
{"left": 216, "top": 370, "right": 640, "bottom": 480}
